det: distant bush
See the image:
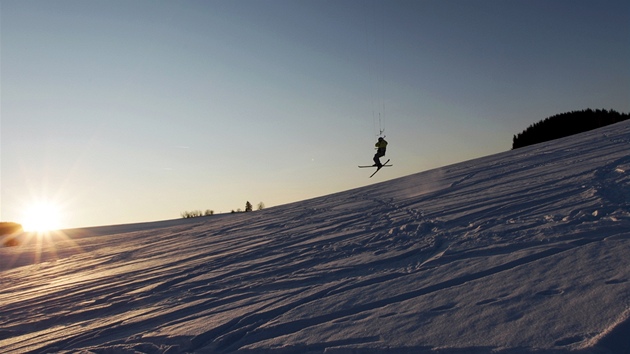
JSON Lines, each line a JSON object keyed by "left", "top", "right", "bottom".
{"left": 181, "top": 210, "right": 216, "bottom": 218}
{"left": 1, "top": 222, "right": 22, "bottom": 247}
{"left": 512, "top": 109, "right": 630, "bottom": 149}
{"left": 181, "top": 201, "right": 265, "bottom": 218}
{"left": 0, "top": 222, "right": 22, "bottom": 235}
{"left": 181, "top": 210, "right": 203, "bottom": 219}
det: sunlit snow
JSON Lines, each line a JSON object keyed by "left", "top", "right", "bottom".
{"left": 1, "top": 121, "right": 629, "bottom": 353}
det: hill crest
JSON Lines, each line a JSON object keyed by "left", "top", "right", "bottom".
{"left": 1, "top": 121, "right": 629, "bottom": 353}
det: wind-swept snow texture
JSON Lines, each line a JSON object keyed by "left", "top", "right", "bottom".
{"left": 2, "top": 121, "right": 629, "bottom": 354}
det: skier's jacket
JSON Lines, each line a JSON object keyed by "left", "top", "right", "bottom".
{"left": 375, "top": 139, "right": 388, "bottom": 152}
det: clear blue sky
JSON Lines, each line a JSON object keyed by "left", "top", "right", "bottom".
{"left": 2, "top": 0, "right": 629, "bottom": 229}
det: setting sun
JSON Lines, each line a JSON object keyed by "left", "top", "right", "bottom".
{"left": 22, "top": 201, "right": 63, "bottom": 232}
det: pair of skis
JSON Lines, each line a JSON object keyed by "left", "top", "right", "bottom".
{"left": 358, "top": 159, "right": 391, "bottom": 178}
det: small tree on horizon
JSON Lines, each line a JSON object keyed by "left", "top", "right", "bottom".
{"left": 245, "top": 201, "right": 253, "bottom": 212}
{"left": 257, "top": 202, "right": 265, "bottom": 210}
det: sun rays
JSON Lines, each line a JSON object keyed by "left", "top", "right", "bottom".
{"left": 0, "top": 198, "right": 87, "bottom": 270}
{"left": 21, "top": 201, "right": 63, "bottom": 233}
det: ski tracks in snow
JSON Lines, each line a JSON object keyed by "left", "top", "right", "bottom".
{"left": 1, "top": 122, "right": 630, "bottom": 353}
{"left": 181, "top": 193, "right": 450, "bottom": 352}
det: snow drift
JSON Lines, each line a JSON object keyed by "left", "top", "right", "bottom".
{"left": 1, "top": 121, "right": 629, "bottom": 354}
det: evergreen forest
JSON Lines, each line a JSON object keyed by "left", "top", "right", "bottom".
{"left": 512, "top": 109, "right": 629, "bottom": 149}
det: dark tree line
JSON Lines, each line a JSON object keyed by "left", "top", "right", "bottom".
{"left": 512, "top": 109, "right": 630, "bottom": 149}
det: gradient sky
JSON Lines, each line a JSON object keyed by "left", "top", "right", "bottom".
{"left": 2, "top": 0, "right": 629, "bottom": 229}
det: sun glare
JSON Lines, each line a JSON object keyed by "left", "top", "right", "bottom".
{"left": 22, "top": 201, "right": 63, "bottom": 232}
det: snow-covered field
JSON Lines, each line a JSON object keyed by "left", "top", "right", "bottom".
{"left": 2, "top": 121, "right": 629, "bottom": 354}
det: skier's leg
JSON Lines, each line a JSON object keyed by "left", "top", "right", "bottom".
{"left": 373, "top": 153, "right": 383, "bottom": 167}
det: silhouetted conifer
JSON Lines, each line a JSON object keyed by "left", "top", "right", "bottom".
{"left": 512, "top": 109, "right": 629, "bottom": 149}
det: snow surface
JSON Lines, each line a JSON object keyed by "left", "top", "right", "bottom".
{"left": 1, "top": 121, "right": 630, "bottom": 354}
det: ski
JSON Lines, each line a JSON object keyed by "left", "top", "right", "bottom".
{"left": 368, "top": 159, "right": 390, "bottom": 178}
{"left": 358, "top": 164, "right": 392, "bottom": 168}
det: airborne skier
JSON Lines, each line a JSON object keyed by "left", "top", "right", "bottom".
{"left": 373, "top": 137, "right": 388, "bottom": 168}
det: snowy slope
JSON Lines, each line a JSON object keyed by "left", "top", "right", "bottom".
{"left": 1, "top": 121, "right": 629, "bottom": 354}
